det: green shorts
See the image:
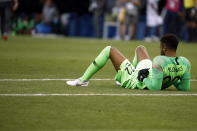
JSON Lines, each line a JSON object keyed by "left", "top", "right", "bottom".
{"left": 115, "top": 59, "right": 152, "bottom": 89}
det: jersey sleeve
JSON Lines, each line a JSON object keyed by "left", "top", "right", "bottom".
{"left": 174, "top": 72, "right": 190, "bottom": 91}
{"left": 143, "top": 68, "right": 163, "bottom": 90}
{"left": 179, "top": 57, "right": 191, "bottom": 69}
{"left": 174, "top": 57, "right": 191, "bottom": 91}
{"left": 152, "top": 56, "right": 164, "bottom": 66}
{"left": 143, "top": 56, "right": 164, "bottom": 90}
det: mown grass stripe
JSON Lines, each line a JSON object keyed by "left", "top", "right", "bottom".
{"left": 0, "top": 93, "right": 197, "bottom": 96}
{"left": 0, "top": 78, "right": 196, "bottom": 82}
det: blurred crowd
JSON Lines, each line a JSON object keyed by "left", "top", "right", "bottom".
{"left": 114, "top": 0, "right": 197, "bottom": 42}
{"left": 0, "top": 0, "right": 197, "bottom": 42}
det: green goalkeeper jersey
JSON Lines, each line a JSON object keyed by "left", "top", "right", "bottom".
{"left": 143, "top": 56, "right": 191, "bottom": 90}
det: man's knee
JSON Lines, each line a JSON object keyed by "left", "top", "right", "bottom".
{"left": 104, "top": 46, "right": 111, "bottom": 51}
{"left": 135, "top": 45, "right": 150, "bottom": 60}
{"left": 102, "top": 46, "right": 111, "bottom": 58}
{"left": 109, "top": 46, "right": 119, "bottom": 57}
{"left": 136, "top": 45, "right": 146, "bottom": 53}
{"left": 110, "top": 46, "right": 115, "bottom": 52}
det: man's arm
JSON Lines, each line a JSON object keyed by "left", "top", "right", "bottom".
{"left": 141, "top": 56, "right": 164, "bottom": 90}
{"left": 143, "top": 67, "right": 163, "bottom": 90}
{"left": 174, "top": 57, "right": 191, "bottom": 91}
{"left": 174, "top": 72, "right": 191, "bottom": 91}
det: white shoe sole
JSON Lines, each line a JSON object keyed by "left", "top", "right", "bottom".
{"left": 66, "top": 81, "right": 89, "bottom": 86}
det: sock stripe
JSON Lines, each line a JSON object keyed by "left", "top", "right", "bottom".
{"left": 93, "top": 60, "right": 98, "bottom": 66}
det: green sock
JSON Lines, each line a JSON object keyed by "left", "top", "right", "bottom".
{"left": 80, "top": 46, "right": 111, "bottom": 82}
{"left": 132, "top": 50, "right": 138, "bottom": 68}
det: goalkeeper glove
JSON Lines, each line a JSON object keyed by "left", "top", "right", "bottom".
{"left": 138, "top": 68, "right": 149, "bottom": 82}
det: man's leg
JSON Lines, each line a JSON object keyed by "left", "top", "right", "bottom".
{"left": 80, "top": 46, "right": 126, "bottom": 81}
{"left": 132, "top": 45, "right": 151, "bottom": 68}
{"left": 109, "top": 47, "right": 126, "bottom": 71}
{"left": 132, "top": 45, "right": 152, "bottom": 87}
{"left": 67, "top": 46, "right": 126, "bottom": 86}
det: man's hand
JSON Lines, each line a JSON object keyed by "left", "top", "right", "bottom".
{"left": 138, "top": 68, "right": 149, "bottom": 82}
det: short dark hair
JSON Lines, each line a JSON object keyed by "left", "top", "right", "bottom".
{"left": 160, "top": 34, "right": 179, "bottom": 51}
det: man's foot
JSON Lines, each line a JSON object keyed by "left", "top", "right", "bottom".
{"left": 66, "top": 79, "right": 89, "bottom": 86}
{"left": 116, "top": 81, "right": 122, "bottom": 86}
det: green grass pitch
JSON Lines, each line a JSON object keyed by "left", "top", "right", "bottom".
{"left": 0, "top": 36, "right": 197, "bottom": 131}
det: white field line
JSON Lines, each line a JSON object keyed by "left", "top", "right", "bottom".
{"left": 0, "top": 78, "right": 196, "bottom": 82}
{"left": 0, "top": 93, "right": 197, "bottom": 96}
{"left": 0, "top": 78, "right": 112, "bottom": 81}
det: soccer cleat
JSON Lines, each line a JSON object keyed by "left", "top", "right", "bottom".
{"left": 116, "top": 81, "right": 122, "bottom": 86}
{"left": 66, "top": 79, "right": 89, "bottom": 86}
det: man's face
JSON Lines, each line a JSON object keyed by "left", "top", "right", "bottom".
{"left": 160, "top": 43, "right": 165, "bottom": 56}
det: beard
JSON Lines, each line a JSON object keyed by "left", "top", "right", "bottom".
{"left": 160, "top": 50, "right": 165, "bottom": 56}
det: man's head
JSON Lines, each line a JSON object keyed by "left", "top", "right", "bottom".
{"left": 160, "top": 34, "right": 179, "bottom": 56}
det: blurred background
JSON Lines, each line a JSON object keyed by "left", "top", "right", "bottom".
{"left": 0, "top": 0, "right": 197, "bottom": 42}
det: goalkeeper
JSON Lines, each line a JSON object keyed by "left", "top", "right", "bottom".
{"left": 67, "top": 34, "right": 191, "bottom": 91}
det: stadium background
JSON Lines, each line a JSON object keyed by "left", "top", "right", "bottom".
{"left": 1, "top": 0, "right": 197, "bottom": 131}
{"left": 16, "top": 0, "right": 90, "bottom": 14}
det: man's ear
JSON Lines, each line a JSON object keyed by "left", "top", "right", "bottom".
{"left": 162, "top": 44, "right": 168, "bottom": 52}
{"left": 164, "top": 47, "right": 168, "bottom": 52}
